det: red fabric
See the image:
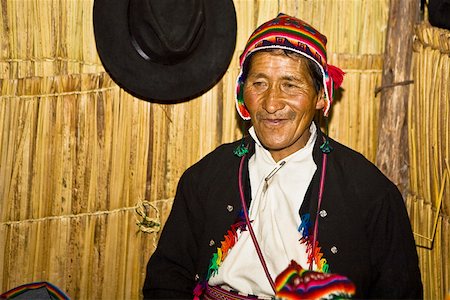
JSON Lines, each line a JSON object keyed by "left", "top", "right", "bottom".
{"left": 327, "top": 64, "right": 345, "bottom": 89}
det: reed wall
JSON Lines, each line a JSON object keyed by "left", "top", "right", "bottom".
{"left": 406, "top": 22, "right": 450, "bottom": 299}
{"left": 0, "top": 0, "right": 447, "bottom": 299}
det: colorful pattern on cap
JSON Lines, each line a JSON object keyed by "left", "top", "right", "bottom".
{"left": 275, "top": 260, "right": 356, "bottom": 299}
{"left": 236, "top": 13, "right": 344, "bottom": 120}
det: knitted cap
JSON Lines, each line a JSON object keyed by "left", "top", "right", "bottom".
{"left": 236, "top": 13, "right": 344, "bottom": 120}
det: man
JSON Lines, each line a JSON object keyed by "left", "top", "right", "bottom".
{"left": 143, "top": 14, "right": 422, "bottom": 299}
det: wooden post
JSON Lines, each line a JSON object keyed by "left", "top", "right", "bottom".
{"left": 376, "top": 0, "right": 420, "bottom": 196}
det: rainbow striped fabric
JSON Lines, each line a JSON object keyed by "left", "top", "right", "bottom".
{"left": 0, "top": 281, "right": 70, "bottom": 299}
{"left": 235, "top": 13, "right": 344, "bottom": 119}
{"left": 275, "top": 260, "right": 355, "bottom": 299}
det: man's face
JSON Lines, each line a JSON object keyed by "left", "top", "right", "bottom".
{"left": 243, "top": 51, "right": 324, "bottom": 162}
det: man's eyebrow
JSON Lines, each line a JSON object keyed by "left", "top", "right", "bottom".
{"left": 247, "top": 73, "right": 302, "bottom": 81}
{"left": 247, "top": 72, "right": 268, "bottom": 79}
{"left": 281, "top": 75, "right": 302, "bottom": 82}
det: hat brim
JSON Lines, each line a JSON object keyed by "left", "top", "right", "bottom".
{"left": 93, "top": 0, "right": 237, "bottom": 103}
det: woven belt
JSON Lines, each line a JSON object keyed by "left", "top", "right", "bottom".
{"left": 203, "top": 284, "right": 272, "bottom": 300}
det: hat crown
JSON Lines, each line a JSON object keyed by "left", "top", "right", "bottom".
{"left": 240, "top": 14, "right": 328, "bottom": 67}
{"left": 128, "top": 0, "right": 205, "bottom": 65}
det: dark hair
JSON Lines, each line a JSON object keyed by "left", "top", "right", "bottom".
{"left": 241, "top": 49, "right": 323, "bottom": 94}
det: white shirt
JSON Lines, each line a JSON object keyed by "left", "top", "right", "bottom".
{"left": 208, "top": 123, "right": 318, "bottom": 297}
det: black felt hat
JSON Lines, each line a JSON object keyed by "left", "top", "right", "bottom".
{"left": 93, "top": 0, "right": 237, "bottom": 102}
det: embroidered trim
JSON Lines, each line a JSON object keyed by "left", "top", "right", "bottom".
{"left": 194, "top": 211, "right": 247, "bottom": 299}
{"left": 207, "top": 210, "right": 247, "bottom": 280}
{"left": 195, "top": 213, "right": 330, "bottom": 299}
{"left": 298, "top": 213, "right": 329, "bottom": 273}
{"left": 233, "top": 142, "right": 249, "bottom": 157}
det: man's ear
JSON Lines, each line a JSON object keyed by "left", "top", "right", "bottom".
{"left": 315, "top": 90, "right": 325, "bottom": 110}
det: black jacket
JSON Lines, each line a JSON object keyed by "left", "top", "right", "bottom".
{"left": 143, "top": 129, "right": 422, "bottom": 299}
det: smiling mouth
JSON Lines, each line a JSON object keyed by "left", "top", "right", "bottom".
{"left": 262, "top": 118, "right": 287, "bottom": 126}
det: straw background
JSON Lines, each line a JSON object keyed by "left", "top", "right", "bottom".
{"left": 0, "top": 0, "right": 448, "bottom": 299}
{"left": 406, "top": 22, "right": 450, "bottom": 299}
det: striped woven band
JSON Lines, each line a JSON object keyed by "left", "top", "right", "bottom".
{"left": 235, "top": 13, "right": 343, "bottom": 119}
{"left": 275, "top": 260, "right": 356, "bottom": 299}
{"left": 0, "top": 281, "right": 70, "bottom": 300}
{"left": 204, "top": 284, "right": 272, "bottom": 300}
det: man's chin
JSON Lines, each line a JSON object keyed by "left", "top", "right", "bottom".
{"left": 259, "top": 141, "right": 290, "bottom": 152}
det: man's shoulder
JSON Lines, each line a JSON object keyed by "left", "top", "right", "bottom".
{"left": 328, "top": 138, "right": 373, "bottom": 164}
{"left": 198, "top": 139, "right": 244, "bottom": 163}
{"left": 183, "top": 138, "right": 246, "bottom": 177}
{"left": 326, "top": 137, "right": 399, "bottom": 196}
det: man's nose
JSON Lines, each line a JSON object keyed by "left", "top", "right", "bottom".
{"left": 262, "top": 85, "right": 284, "bottom": 113}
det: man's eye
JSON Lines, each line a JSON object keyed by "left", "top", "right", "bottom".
{"left": 282, "top": 82, "right": 298, "bottom": 89}
{"left": 253, "top": 81, "right": 266, "bottom": 87}
{"left": 251, "top": 81, "right": 268, "bottom": 93}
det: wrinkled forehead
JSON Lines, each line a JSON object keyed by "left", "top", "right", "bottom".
{"left": 245, "top": 50, "right": 312, "bottom": 77}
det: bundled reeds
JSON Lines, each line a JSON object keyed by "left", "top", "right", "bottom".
{"left": 407, "top": 22, "right": 450, "bottom": 299}
{"left": 0, "top": 72, "right": 157, "bottom": 299}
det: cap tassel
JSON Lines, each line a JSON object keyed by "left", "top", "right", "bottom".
{"left": 327, "top": 64, "right": 345, "bottom": 89}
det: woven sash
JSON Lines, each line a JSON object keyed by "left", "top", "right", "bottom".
{"left": 203, "top": 284, "right": 271, "bottom": 300}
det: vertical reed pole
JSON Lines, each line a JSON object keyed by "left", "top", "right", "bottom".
{"left": 376, "top": 0, "right": 420, "bottom": 195}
